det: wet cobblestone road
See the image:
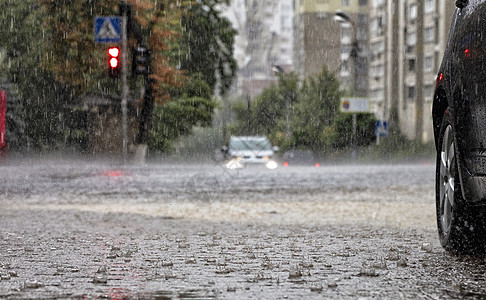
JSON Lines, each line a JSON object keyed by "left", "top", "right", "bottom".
{"left": 2, "top": 158, "right": 486, "bottom": 299}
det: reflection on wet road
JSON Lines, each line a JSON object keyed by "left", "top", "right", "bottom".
{"left": 1, "top": 159, "right": 486, "bottom": 299}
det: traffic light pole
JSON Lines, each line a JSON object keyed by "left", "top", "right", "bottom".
{"left": 121, "top": 0, "right": 129, "bottom": 163}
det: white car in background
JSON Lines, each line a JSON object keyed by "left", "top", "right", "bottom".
{"left": 222, "top": 136, "right": 278, "bottom": 169}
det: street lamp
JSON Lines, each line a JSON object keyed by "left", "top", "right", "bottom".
{"left": 335, "top": 10, "right": 359, "bottom": 161}
{"left": 334, "top": 10, "right": 359, "bottom": 97}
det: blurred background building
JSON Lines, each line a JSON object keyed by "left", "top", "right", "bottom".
{"left": 294, "top": 0, "right": 369, "bottom": 97}
{"left": 224, "top": 0, "right": 456, "bottom": 144}
{"left": 222, "top": 0, "right": 294, "bottom": 99}
{"left": 368, "top": 0, "right": 454, "bottom": 142}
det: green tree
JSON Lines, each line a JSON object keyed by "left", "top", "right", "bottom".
{"left": 229, "top": 73, "right": 298, "bottom": 144}
{"left": 325, "top": 113, "right": 377, "bottom": 149}
{"left": 150, "top": 97, "right": 215, "bottom": 153}
{"left": 0, "top": 1, "right": 74, "bottom": 150}
{"left": 291, "top": 66, "right": 342, "bottom": 152}
{"left": 230, "top": 66, "right": 377, "bottom": 154}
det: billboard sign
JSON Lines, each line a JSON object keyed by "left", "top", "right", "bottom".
{"left": 340, "top": 97, "right": 369, "bottom": 113}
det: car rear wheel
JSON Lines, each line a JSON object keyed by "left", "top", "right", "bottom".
{"left": 436, "top": 113, "right": 485, "bottom": 254}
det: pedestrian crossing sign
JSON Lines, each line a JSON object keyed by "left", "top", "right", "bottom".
{"left": 94, "top": 16, "right": 121, "bottom": 43}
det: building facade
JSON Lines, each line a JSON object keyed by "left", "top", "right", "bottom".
{"left": 294, "top": 0, "right": 456, "bottom": 143}
{"left": 369, "top": 0, "right": 454, "bottom": 143}
{"left": 294, "top": 0, "right": 369, "bottom": 97}
{"left": 222, "top": 0, "right": 294, "bottom": 99}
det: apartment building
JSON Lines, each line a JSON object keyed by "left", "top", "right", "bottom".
{"left": 294, "top": 0, "right": 369, "bottom": 97}
{"left": 294, "top": 0, "right": 456, "bottom": 143}
{"left": 222, "top": 0, "right": 294, "bottom": 99}
{"left": 369, "top": 0, "right": 454, "bottom": 142}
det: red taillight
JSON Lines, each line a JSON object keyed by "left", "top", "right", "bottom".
{"left": 436, "top": 72, "right": 444, "bottom": 87}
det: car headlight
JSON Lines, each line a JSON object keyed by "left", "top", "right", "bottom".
{"left": 266, "top": 160, "right": 278, "bottom": 169}
{"left": 226, "top": 159, "right": 244, "bottom": 169}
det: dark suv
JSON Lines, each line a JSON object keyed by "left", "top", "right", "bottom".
{"left": 433, "top": 0, "right": 486, "bottom": 253}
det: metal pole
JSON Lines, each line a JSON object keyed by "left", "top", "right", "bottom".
{"left": 121, "top": 0, "right": 129, "bottom": 163}
{"left": 352, "top": 21, "right": 358, "bottom": 161}
{"left": 286, "top": 96, "right": 290, "bottom": 139}
{"left": 352, "top": 113, "right": 357, "bottom": 161}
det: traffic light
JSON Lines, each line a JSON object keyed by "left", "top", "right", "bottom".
{"left": 132, "top": 46, "right": 150, "bottom": 76}
{"left": 108, "top": 46, "right": 120, "bottom": 77}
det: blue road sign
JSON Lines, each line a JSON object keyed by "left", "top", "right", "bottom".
{"left": 94, "top": 17, "right": 121, "bottom": 43}
{"left": 375, "top": 121, "right": 388, "bottom": 137}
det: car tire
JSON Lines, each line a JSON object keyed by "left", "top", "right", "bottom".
{"left": 436, "top": 112, "right": 485, "bottom": 254}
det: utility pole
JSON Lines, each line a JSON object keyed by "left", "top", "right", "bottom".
{"left": 121, "top": 0, "right": 129, "bottom": 163}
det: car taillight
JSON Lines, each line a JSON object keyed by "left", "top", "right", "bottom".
{"left": 436, "top": 72, "right": 444, "bottom": 87}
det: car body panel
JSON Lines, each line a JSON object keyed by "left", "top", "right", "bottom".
{"left": 434, "top": 0, "right": 486, "bottom": 203}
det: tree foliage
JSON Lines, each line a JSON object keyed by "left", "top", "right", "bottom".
{"left": 0, "top": 0, "right": 73, "bottom": 150}
{"left": 324, "top": 113, "right": 377, "bottom": 149}
{"left": 38, "top": 0, "right": 186, "bottom": 100}
{"left": 0, "top": 0, "right": 236, "bottom": 152}
{"left": 230, "top": 66, "right": 377, "bottom": 154}
{"left": 180, "top": 0, "right": 237, "bottom": 96}
{"left": 291, "top": 66, "right": 341, "bottom": 152}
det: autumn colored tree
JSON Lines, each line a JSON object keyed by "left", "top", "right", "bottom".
{"left": 38, "top": 0, "right": 186, "bottom": 100}
{"left": 0, "top": 0, "right": 236, "bottom": 152}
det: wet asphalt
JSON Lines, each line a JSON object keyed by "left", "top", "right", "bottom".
{"left": 1, "top": 158, "right": 486, "bottom": 299}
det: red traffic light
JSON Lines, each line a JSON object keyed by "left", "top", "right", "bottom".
{"left": 107, "top": 47, "right": 120, "bottom": 77}
{"left": 108, "top": 47, "right": 120, "bottom": 58}
{"left": 109, "top": 57, "right": 119, "bottom": 68}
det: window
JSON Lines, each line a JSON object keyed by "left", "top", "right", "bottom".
{"left": 357, "top": 26, "right": 368, "bottom": 40}
{"left": 374, "top": 0, "right": 384, "bottom": 7}
{"left": 370, "top": 64, "right": 384, "bottom": 79}
{"left": 340, "top": 60, "right": 350, "bottom": 76}
{"left": 425, "top": 26, "right": 435, "bottom": 42}
{"left": 425, "top": 56, "right": 434, "bottom": 72}
{"left": 371, "top": 88, "right": 384, "bottom": 101}
{"left": 342, "top": 0, "right": 350, "bottom": 6}
{"left": 409, "top": 4, "right": 417, "bottom": 21}
{"left": 359, "top": 0, "right": 368, "bottom": 6}
{"left": 425, "top": 84, "right": 434, "bottom": 101}
{"left": 341, "top": 26, "right": 352, "bottom": 43}
{"left": 409, "top": 58, "right": 415, "bottom": 72}
{"left": 408, "top": 86, "right": 415, "bottom": 101}
{"left": 371, "top": 40, "right": 385, "bottom": 54}
{"left": 407, "top": 32, "right": 416, "bottom": 46}
{"left": 370, "top": 19, "right": 378, "bottom": 32}
{"left": 425, "top": 0, "right": 435, "bottom": 13}
{"left": 341, "top": 46, "right": 350, "bottom": 57}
